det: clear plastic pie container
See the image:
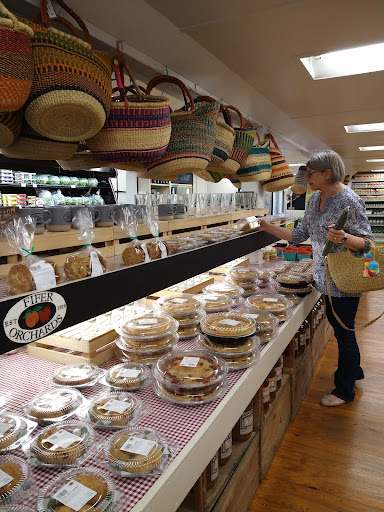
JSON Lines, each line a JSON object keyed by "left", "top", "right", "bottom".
{"left": 36, "top": 467, "right": 117, "bottom": 512}
{"left": 276, "top": 284, "right": 313, "bottom": 297}
{"left": 198, "top": 293, "right": 234, "bottom": 313}
{"left": 277, "top": 272, "right": 313, "bottom": 287}
{"left": 27, "top": 421, "right": 95, "bottom": 468}
{"left": 106, "top": 427, "right": 177, "bottom": 478}
{"left": 153, "top": 379, "right": 227, "bottom": 406}
{"left": 219, "top": 349, "right": 261, "bottom": 371}
{"left": 103, "top": 363, "right": 151, "bottom": 391}
{"left": 153, "top": 293, "right": 204, "bottom": 317}
{"left": 258, "top": 328, "right": 278, "bottom": 344}
{"left": 115, "top": 332, "right": 179, "bottom": 354}
{"left": 278, "top": 292, "right": 299, "bottom": 304}
{"left": 239, "top": 283, "right": 261, "bottom": 297}
{"left": 23, "top": 388, "right": 85, "bottom": 423}
{"left": 199, "top": 334, "right": 260, "bottom": 356}
{"left": 244, "top": 312, "right": 279, "bottom": 331}
{"left": 202, "top": 281, "right": 245, "bottom": 301}
{"left": 1, "top": 506, "right": 35, "bottom": 512}
{"left": 200, "top": 312, "right": 257, "bottom": 340}
{"left": 0, "top": 414, "right": 37, "bottom": 453}
{"left": 52, "top": 363, "right": 104, "bottom": 388}
{"left": 153, "top": 349, "right": 228, "bottom": 389}
{"left": 176, "top": 309, "right": 205, "bottom": 327}
{"left": 116, "top": 346, "right": 174, "bottom": 366}
{"left": 246, "top": 293, "right": 293, "bottom": 314}
{"left": 226, "top": 266, "right": 261, "bottom": 283}
{"left": 272, "top": 308, "right": 293, "bottom": 322}
{"left": 87, "top": 392, "right": 144, "bottom": 429}
{"left": 0, "top": 455, "right": 30, "bottom": 507}
{"left": 116, "top": 312, "right": 178, "bottom": 340}
{"left": 177, "top": 323, "right": 201, "bottom": 340}
{"left": 257, "top": 270, "right": 276, "bottom": 282}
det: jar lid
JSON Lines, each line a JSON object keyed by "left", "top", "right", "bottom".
{"left": 88, "top": 392, "right": 142, "bottom": 428}
{"left": 104, "top": 363, "right": 151, "bottom": 390}
{"left": 154, "top": 293, "right": 204, "bottom": 316}
{"left": 52, "top": 363, "right": 103, "bottom": 388}
{"left": 198, "top": 293, "right": 234, "bottom": 311}
{"left": 202, "top": 281, "right": 245, "bottom": 298}
{"left": 0, "top": 455, "right": 30, "bottom": 507}
{"left": 153, "top": 349, "right": 228, "bottom": 388}
{"left": 117, "top": 312, "right": 178, "bottom": 339}
{"left": 25, "top": 388, "right": 83, "bottom": 422}
{"left": 201, "top": 312, "right": 257, "bottom": 338}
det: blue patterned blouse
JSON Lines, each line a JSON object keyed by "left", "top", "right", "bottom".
{"left": 292, "top": 187, "right": 374, "bottom": 297}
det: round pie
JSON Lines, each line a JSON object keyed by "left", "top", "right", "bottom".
{"left": 226, "top": 266, "right": 260, "bottom": 283}
{"left": 177, "top": 324, "right": 200, "bottom": 338}
{"left": 246, "top": 294, "right": 291, "bottom": 312}
{"left": 31, "top": 424, "right": 88, "bottom": 465}
{"left": 119, "top": 313, "right": 176, "bottom": 338}
{"left": 258, "top": 328, "right": 277, "bottom": 343}
{"left": 155, "top": 381, "right": 223, "bottom": 404}
{"left": 108, "top": 432, "right": 163, "bottom": 474}
{"left": 117, "top": 347, "right": 173, "bottom": 365}
{"left": 200, "top": 335, "right": 258, "bottom": 354}
{"left": 176, "top": 310, "right": 204, "bottom": 326}
{"left": 201, "top": 313, "right": 256, "bottom": 338}
{"left": 198, "top": 293, "right": 234, "bottom": 312}
{"left": 277, "top": 284, "right": 312, "bottom": 297}
{"left": 0, "top": 457, "right": 28, "bottom": 503}
{"left": 221, "top": 352, "right": 258, "bottom": 369}
{"left": 52, "top": 364, "right": 99, "bottom": 387}
{"left": 258, "top": 270, "right": 276, "bottom": 282}
{"left": 155, "top": 294, "right": 202, "bottom": 315}
{"left": 247, "top": 312, "right": 278, "bottom": 330}
{"left": 116, "top": 332, "right": 178, "bottom": 352}
{"left": 203, "top": 282, "right": 244, "bottom": 298}
{"left": 28, "top": 389, "right": 81, "bottom": 420}
{"left": 89, "top": 394, "right": 139, "bottom": 427}
{"left": 105, "top": 363, "right": 149, "bottom": 389}
{"left": 0, "top": 417, "right": 22, "bottom": 451}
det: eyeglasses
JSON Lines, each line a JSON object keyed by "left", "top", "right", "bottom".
{"left": 304, "top": 169, "right": 324, "bottom": 178}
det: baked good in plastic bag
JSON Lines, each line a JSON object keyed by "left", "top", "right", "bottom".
{"left": 234, "top": 216, "right": 260, "bottom": 233}
{"left": 64, "top": 208, "right": 108, "bottom": 280}
{"left": 4, "top": 217, "right": 61, "bottom": 295}
{"left": 142, "top": 206, "right": 168, "bottom": 260}
{"left": 113, "top": 205, "right": 147, "bottom": 267}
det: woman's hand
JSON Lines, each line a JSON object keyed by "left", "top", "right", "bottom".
{"left": 327, "top": 223, "right": 346, "bottom": 244}
{"left": 258, "top": 218, "right": 269, "bottom": 231}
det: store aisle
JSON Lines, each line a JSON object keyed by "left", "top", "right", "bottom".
{"left": 249, "top": 290, "right": 384, "bottom": 512}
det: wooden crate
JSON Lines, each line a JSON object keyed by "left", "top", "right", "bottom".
{"left": 147, "top": 276, "right": 214, "bottom": 299}
{"left": 311, "top": 319, "right": 331, "bottom": 370}
{"left": 290, "top": 345, "right": 313, "bottom": 420}
{"left": 208, "top": 257, "right": 250, "bottom": 276}
{"left": 260, "top": 373, "right": 291, "bottom": 479}
{"left": 26, "top": 320, "right": 117, "bottom": 366}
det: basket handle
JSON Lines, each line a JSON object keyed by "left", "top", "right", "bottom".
{"left": 146, "top": 75, "right": 195, "bottom": 111}
{"left": 266, "top": 133, "right": 280, "bottom": 150}
{"left": 37, "top": 0, "right": 93, "bottom": 47}
{"left": 0, "top": 1, "right": 34, "bottom": 36}
{"left": 221, "top": 105, "right": 244, "bottom": 128}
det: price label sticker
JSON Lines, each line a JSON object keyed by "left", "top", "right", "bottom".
{"left": 52, "top": 480, "right": 97, "bottom": 511}
{"left": 29, "top": 261, "right": 56, "bottom": 291}
{"left": 0, "top": 469, "right": 13, "bottom": 488}
{"left": 101, "top": 399, "right": 130, "bottom": 414}
{"left": 219, "top": 319, "right": 240, "bottom": 326}
{"left": 170, "top": 298, "right": 188, "bottom": 304}
{"left": 45, "top": 429, "right": 82, "bottom": 449}
{"left": 180, "top": 357, "right": 200, "bottom": 367}
{"left": 245, "top": 313, "right": 259, "bottom": 319}
{"left": 20, "top": 183, "right": 27, "bottom": 188}
{"left": 90, "top": 250, "right": 104, "bottom": 277}
{"left": 70, "top": 185, "right": 76, "bottom": 189}
{"left": 121, "top": 436, "right": 156, "bottom": 456}
{"left": 263, "top": 298, "right": 279, "bottom": 302}
{"left": 116, "top": 368, "right": 141, "bottom": 378}
{"left": 137, "top": 318, "right": 158, "bottom": 325}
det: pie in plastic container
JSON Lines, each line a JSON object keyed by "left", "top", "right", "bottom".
{"left": 23, "top": 388, "right": 85, "bottom": 423}
{"left": 200, "top": 312, "right": 257, "bottom": 340}
{"left": 198, "top": 293, "right": 234, "bottom": 313}
{"left": 202, "top": 282, "right": 245, "bottom": 304}
{"left": 27, "top": 421, "right": 95, "bottom": 467}
{"left": 52, "top": 363, "right": 104, "bottom": 388}
{"left": 117, "top": 312, "right": 178, "bottom": 340}
{"left": 226, "top": 266, "right": 261, "bottom": 284}
{"left": 0, "top": 506, "right": 35, "bottom": 511}
{"left": 153, "top": 293, "right": 204, "bottom": 316}
{"left": 244, "top": 312, "right": 279, "bottom": 331}
{"left": 153, "top": 379, "right": 227, "bottom": 406}
{"left": 0, "top": 414, "right": 37, "bottom": 453}
{"left": 103, "top": 363, "right": 151, "bottom": 391}
{"left": 219, "top": 350, "right": 261, "bottom": 371}
{"left": 176, "top": 309, "right": 205, "bottom": 327}
{"left": 246, "top": 293, "right": 292, "bottom": 313}
{"left": 36, "top": 467, "right": 117, "bottom": 512}
{"left": 277, "top": 284, "right": 313, "bottom": 297}
{"left": 106, "top": 427, "right": 177, "bottom": 478}
{"left": 199, "top": 334, "right": 260, "bottom": 356}
{"left": 116, "top": 346, "right": 174, "bottom": 366}
{"left": 115, "top": 332, "right": 179, "bottom": 354}
{"left": 0, "top": 455, "right": 30, "bottom": 507}
{"left": 87, "top": 392, "right": 144, "bottom": 429}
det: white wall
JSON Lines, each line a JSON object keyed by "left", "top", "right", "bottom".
{"left": 115, "top": 170, "right": 139, "bottom": 204}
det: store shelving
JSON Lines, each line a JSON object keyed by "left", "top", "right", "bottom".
{"left": 351, "top": 174, "right": 384, "bottom": 244}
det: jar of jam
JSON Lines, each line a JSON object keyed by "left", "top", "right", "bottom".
{"left": 304, "top": 319, "right": 311, "bottom": 346}
{"left": 205, "top": 451, "right": 219, "bottom": 489}
{"left": 274, "top": 360, "right": 283, "bottom": 391}
{"left": 262, "top": 378, "right": 270, "bottom": 413}
{"left": 219, "top": 432, "right": 232, "bottom": 466}
{"left": 298, "top": 323, "right": 306, "bottom": 354}
{"left": 268, "top": 369, "right": 277, "bottom": 403}
{"left": 233, "top": 401, "right": 254, "bottom": 441}
{"left": 294, "top": 333, "right": 299, "bottom": 357}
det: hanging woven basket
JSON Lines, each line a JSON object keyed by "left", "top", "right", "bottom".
{"left": 57, "top": 142, "right": 107, "bottom": 170}
{"left": 87, "top": 59, "right": 171, "bottom": 164}
{"left": 0, "top": 1, "right": 34, "bottom": 112}
{"left": 23, "top": 0, "right": 112, "bottom": 142}
{"left": 0, "top": 111, "right": 22, "bottom": 148}
{"left": 236, "top": 132, "right": 272, "bottom": 182}
{"left": 291, "top": 166, "right": 307, "bottom": 194}
{"left": 262, "top": 133, "right": 294, "bottom": 192}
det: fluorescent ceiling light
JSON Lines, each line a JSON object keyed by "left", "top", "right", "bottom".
{"left": 359, "top": 146, "right": 384, "bottom": 151}
{"left": 366, "top": 159, "right": 384, "bottom": 162}
{"left": 300, "top": 42, "right": 384, "bottom": 79}
{"left": 289, "top": 163, "right": 306, "bottom": 167}
{"left": 344, "top": 122, "right": 384, "bottom": 133}
{"left": 371, "top": 169, "right": 384, "bottom": 172}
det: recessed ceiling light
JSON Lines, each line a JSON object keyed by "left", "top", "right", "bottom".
{"left": 289, "top": 163, "right": 306, "bottom": 167}
{"left": 300, "top": 42, "right": 384, "bottom": 79}
{"left": 366, "top": 158, "right": 384, "bottom": 162}
{"left": 359, "top": 146, "right": 384, "bottom": 151}
{"left": 344, "top": 122, "right": 384, "bottom": 133}
{"left": 371, "top": 169, "right": 384, "bottom": 172}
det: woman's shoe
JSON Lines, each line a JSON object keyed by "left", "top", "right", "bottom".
{"left": 320, "top": 394, "right": 347, "bottom": 407}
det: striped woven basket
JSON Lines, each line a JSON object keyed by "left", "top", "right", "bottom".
{"left": 207, "top": 106, "right": 256, "bottom": 175}
{"left": 262, "top": 133, "right": 294, "bottom": 192}
{"left": 0, "top": 111, "right": 22, "bottom": 148}
{"left": 22, "top": 0, "right": 112, "bottom": 142}
{"left": 87, "top": 60, "right": 171, "bottom": 164}
{"left": 236, "top": 132, "right": 272, "bottom": 182}
{"left": 57, "top": 142, "right": 107, "bottom": 170}
{"left": 194, "top": 169, "right": 241, "bottom": 188}
{"left": 2, "top": 118, "right": 77, "bottom": 160}
{"left": 291, "top": 165, "right": 307, "bottom": 194}
{"left": 0, "top": 2, "right": 34, "bottom": 112}
{"left": 144, "top": 75, "right": 220, "bottom": 180}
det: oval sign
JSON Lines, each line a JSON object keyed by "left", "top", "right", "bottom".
{"left": 3, "top": 291, "right": 67, "bottom": 344}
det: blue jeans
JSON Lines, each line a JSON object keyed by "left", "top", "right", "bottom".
{"left": 324, "top": 295, "right": 364, "bottom": 402}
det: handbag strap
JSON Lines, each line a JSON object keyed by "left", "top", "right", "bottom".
{"left": 266, "top": 133, "right": 280, "bottom": 150}
{"left": 0, "top": 1, "right": 34, "bottom": 36}
{"left": 146, "top": 75, "right": 195, "bottom": 111}
{"left": 325, "top": 257, "right": 384, "bottom": 331}
{"left": 221, "top": 105, "right": 244, "bottom": 128}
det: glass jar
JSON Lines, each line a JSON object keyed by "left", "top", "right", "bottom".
{"left": 233, "top": 401, "right": 254, "bottom": 441}
{"left": 274, "top": 360, "right": 283, "bottom": 391}
{"left": 268, "top": 369, "right": 277, "bottom": 403}
{"left": 262, "top": 378, "right": 270, "bottom": 413}
{"left": 298, "top": 323, "right": 306, "bottom": 354}
{"left": 294, "top": 333, "right": 299, "bottom": 358}
{"left": 304, "top": 319, "right": 311, "bottom": 346}
{"left": 219, "top": 432, "right": 232, "bottom": 466}
{"left": 205, "top": 451, "right": 219, "bottom": 489}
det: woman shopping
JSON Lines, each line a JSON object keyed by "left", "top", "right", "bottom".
{"left": 258, "top": 150, "right": 374, "bottom": 407}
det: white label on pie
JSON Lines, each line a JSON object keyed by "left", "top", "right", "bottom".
{"left": 170, "top": 298, "right": 188, "bottom": 304}
{"left": 263, "top": 298, "right": 279, "bottom": 302}
{"left": 90, "top": 250, "right": 104, "bottom": 277}
{"left": 45, "top": 429, "right": 82, "bottom": 449}
{"left": 63, "top": 367, "right": 88, "bottom": 378}
{"left": 39, "top": 392, "right": 69, "bottom": 406}
{"left": 219, "top": 319, "right": 240, "bottom": 326}
{"left": 246, "top": 313, "right": 259, "bottom": 319}
{"left": 180, "top": 356, "right": 200, "bottom": 367}
{"left": 30, "top": 261, "right": 56, "bottom": 291}
{"left": 52, "top": 480, "right": 97, "bottom": 511}
{"left": 101, "top": 399, "right": 130, "bottom": 414}
{"left": 0, "top": 423, "right": 12, "bottom": 436}
{"left": 0, "top": 469, "right": 13, "bottom": 487}
{"left": 137, "top": 318, "right": 158, "bottom": 325}
{"left": 116, "top": 368, "right": 141, "bottom": 378}
{"left": 120, "top": 436, "right": 156, "bottom": 456}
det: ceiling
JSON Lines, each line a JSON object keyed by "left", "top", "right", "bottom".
{"left": 11, "top": 0, "right": 384, "bottom": 176}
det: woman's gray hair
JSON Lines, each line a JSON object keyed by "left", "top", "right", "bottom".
{"left": 306, "top": 150, "right": 345, "bottom": 184}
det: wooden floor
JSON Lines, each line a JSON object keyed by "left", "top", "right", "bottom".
{"left": 249, "top": 290, "right": 384, "bottom": 512}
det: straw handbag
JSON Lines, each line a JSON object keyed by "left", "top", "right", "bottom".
{"left": 0, "top": 111, "right": 22, "bottom": 148}
{"left": 262, "top": 133, "right": 294, "bottom": 192}
{"left": 236, "top": 132, "right": 272, "bottom": 182}
{"left": 207, "top": 106, "right": 256, "bottom": 175}
{"left": 2, "top": 118, "right": 77, "bottom": 160}
{"left": 0, "top": 2, "right": 34, "bottom": 112}
{"left": 144, "top": 75, "right": 220, "bottom": 180}
{"left": 23, "top": 0, "right": 112, "bottom": 142}
{"left": 87, "top": 60, "right": 171, "bottom": 165}
{"left": 325, "top": 239, "right": 384, "bottom": 330}
{"left": 291, "top": 166, "right": 307, "bottom": 194}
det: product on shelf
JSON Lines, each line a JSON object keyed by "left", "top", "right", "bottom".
{"left": 205, "top": 451, "right": 219, "bottom": 489}
{"left": 202, "top": 281, "right": 245, "bottom": 306}
{"left": 199, "top": 334, "right": 258, "bottom": 354}
{"left": 219, "top": 432, "right": 232, "bottom": 466}
{"left": 117, "top": 346, "right": 174, "bottom": 365}
{"left": 117, "top": 312, "right": 178, "bottom": 339}
{"left": 232, "top": 401, "right": 253, "bottom": 442}
{"left": 153, "top": 293, "right": 204, "bottom": 317}
{"left": 0, "top": 414, "right": 37, "bottom": 453}
{"left": 234, "top": 216, "right": 260, "bottom": 233}
{"left": 23, "top": 388, "right": 84, "bottom": 423}
{"left": 200, "top": 312, "right": 257, "bottom": 340}
{"left": 225, "top": 265, "right": 261, "bottom": 285}
{"left": 246, "top": 293, "right": 293, "bottom": 322}
{"left": 0, "top": 455, "right": 30, "bottom": 507}
{"left": 103, "top": 363, "right": 151, "bottom": 391}
{"left": 262, "top": 379, "right": 270, "bottom": 413}
{"left": 198, "top": 293, "right": 234, "bottom": 313}
{"left": 87, "top": 392, "right": 143, "bottom": 429}
{"left": 52, "top": 363, "right": 104, "bottom": 388}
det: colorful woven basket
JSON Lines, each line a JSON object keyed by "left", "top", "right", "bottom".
{"left": 0, "top": 2, "right": 34, "bottom": 112}
{"left": 291, "top": 165, "right": 307, "bottom": 195}
{"left": 87, "top": 59, "right": 171, "bottom": 164}
{"left": 2, "top": 118, "right": 77, "bottom": 160}
{"left": 262, "top": 133, "right": 294, "bottom": 192}
{"left": 0, "top": 110, "right": 22, "bottom": 148}
{"left": 23, "top": 0, "right": 112, "bottom": 142}
{"left": 57, "top": 142, "right": 107, "bottom": 170}
{"left": 144, "top": 75, "right": 220, "bottom": 180}
{"left": 207, "top": 106, "right": 256, "bottom": 175}
{"left": 236, "top": 132, "right": 272, "bottom": 182}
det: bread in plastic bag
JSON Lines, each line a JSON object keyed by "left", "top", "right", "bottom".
{"left": 143, "top": 207, "right": 168, "bottom": 260}
{"left": 113, "top": 206, "right": 147, "bottom": 267}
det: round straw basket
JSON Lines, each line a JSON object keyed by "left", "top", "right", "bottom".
{"left": 0, "top": 111, "right": 22, "bottom": 148}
